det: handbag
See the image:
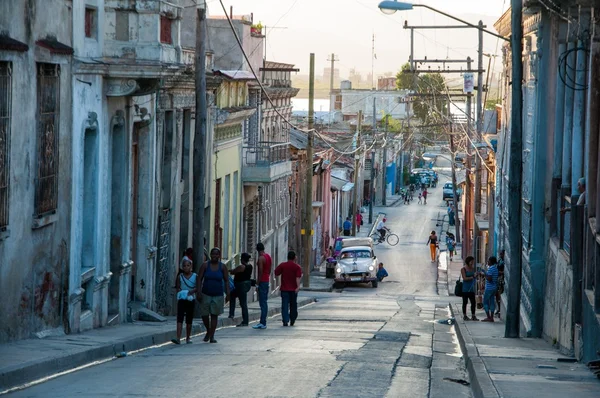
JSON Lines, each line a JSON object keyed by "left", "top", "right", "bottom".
{"left": 454, "top": 277, "right": 463, "bottom": 297}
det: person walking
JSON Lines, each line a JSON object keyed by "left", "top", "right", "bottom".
{"left": 481, "top": 256, "right": 499, "bottom": 322}
{"left": 460, "top": 256, "right": 478, "bottom": 321}
{"left": 228, "top": 252, "right": 253, "bottom": 327}
{"left": 253, "top": 243, "right": 272, "bottom": 330}
{"left": 356, "top": 212, "right": 363, "bottom": 233}
{"left": 422, "top": 188, "right": 428, "bottom": 205}
{"left": 172, "top": 257, "right": 197, "bottom": 344}
{"left": 426, "top": 231, "right": 439, "bottom": 262}
{"left": 198, "top": 248, "right": 230, "bottom": 343}
{"left": 343, "top": 217, "right": 352, "bottom": 236}
{"left": 446, "top": 235, "right": 456, "bottom": 261}
{"left": 418, "top": 192, "right": 422, "bottom": 204}
{"left": 274, "top": 251, "right": 302, "bottom": 327}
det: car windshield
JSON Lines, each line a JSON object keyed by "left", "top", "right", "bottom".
{"left": 341, "top": 250, "right": 371, "bottom": 259}
{"left": 444, "top": 183, "right": 452, "bottom": 189}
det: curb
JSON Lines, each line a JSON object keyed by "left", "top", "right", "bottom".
{"left": 0, "top": 297, "right": 315, "bottom": 393}
{"left": 449, "top": 303, "right": 500, "bottom": 398}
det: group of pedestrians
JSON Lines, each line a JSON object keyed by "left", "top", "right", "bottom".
{"left": 460, "top": 251, "right": 505, "bottom": 322}
{"left": 171, "top": 243, "right": 303, "bottom": 345}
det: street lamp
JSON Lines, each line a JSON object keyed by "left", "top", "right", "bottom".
{"left": 378, "top": 1, "right": 508, "bottom": 41}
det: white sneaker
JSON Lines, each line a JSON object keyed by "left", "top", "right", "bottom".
{"left": 252, "top": 323, "right": 267, "bottom": 329}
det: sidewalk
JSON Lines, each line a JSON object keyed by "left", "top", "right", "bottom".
{"left": 304, "top": 211, "right": 387, "bottom": 292}
{"left": 444, "top": 250, "right": 600, "bottom": 398}
{"left": 0, "top": 294, "right": 315, "bottom": 393}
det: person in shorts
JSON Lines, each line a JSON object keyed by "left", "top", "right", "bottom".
{"left": 198, "top": 248, "right": 230, "bottom": 343}
{"left": 172, "top": 257, "right": 197, "bottom": 344}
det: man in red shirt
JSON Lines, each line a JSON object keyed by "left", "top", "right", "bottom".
{"left": 274, "top": 251, "right": 303, "bottom": 326}
{"left": 253, "top": 243, "right": 272, "bottom": 329}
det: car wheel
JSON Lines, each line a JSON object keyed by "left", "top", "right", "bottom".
{"left": 372, "top": 280, "right": 378, "bottom": 288}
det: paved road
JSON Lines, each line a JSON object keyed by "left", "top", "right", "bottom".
{"left": 10, "top": 160, "right": 470, "bottom": 398}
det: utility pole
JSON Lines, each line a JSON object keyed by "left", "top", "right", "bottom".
{"left": 382, "top": 116, "right": 388, "bottom": 205}
{"left": 303, "top": 53, "right": 315, "bottom": 287}
{"left": 505, "top": 0, "right": 523, "bottom": 338}
{"left": 353, "top": 110, "right": 362, "bottom": 236}
{"left": 474, "top": 20, "right": 484, "bottom": 215}
{"left": 369, "top": 97, "right": 376, "bottom": 223}
{"left": 465, "top": 57, "right": 473, "bottom": 258}
{"left": 192, "top": 5, "right": 207, "bottom": 273}
{"left": 450, "top": 133, "right": 461, "bottom": 243}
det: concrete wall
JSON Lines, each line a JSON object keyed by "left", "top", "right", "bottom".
{"left": 208, "top": 18, "right": 263, "bottom": 72}
{"left": 543, "top": 239, "right": 573, "bottom": 354}
{"left": 0, "top": 0, "right": 73, "bottom": 343}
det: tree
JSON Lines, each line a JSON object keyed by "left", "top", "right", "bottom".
{"left": 396, "top": 63, "right": 448, "bottom": 129}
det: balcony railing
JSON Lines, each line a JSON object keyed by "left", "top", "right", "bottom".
{"left": 243, "top": 142, "right": 290, "bottom": 167}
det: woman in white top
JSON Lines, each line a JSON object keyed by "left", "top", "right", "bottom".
{"left": 172, "top": 257, "right": 197, "bottom": 344}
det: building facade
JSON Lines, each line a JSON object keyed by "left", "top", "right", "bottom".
{"left": 495, "top": 3, "right": 600, "bottom": 362}
{"left": 0, "top": 0, "right": 74, "bottom": 343}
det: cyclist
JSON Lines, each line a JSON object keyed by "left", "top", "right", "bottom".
{"left": 376, "top": 217, "right": 389, "bottom": 243}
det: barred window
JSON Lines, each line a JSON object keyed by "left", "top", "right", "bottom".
{"left": 0, "top": 62, "right": 11, "bottom": 229}
{"left": 35, "top": 63, "right": 60, "bottom": 217}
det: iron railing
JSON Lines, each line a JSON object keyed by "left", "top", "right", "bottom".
{"left": 35, "top": 63, "right": 60, "bottom": 217}
{"left": 243, "top": 141, "right": 290, "bottom": 167}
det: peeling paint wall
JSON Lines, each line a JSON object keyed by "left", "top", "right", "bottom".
{"left": 0, "top": 0, "right": 73, "bottom": 343}
{"left": 543, "top": 239, "right": 574, "bottom": 355}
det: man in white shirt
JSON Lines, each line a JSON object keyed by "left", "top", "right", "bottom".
{"left": 376, "top": 218, "right": 388, "bottom": 243}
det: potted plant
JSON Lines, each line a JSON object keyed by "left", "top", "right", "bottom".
{"left": 251, "top": 22, "right": 263, "bottom": 36}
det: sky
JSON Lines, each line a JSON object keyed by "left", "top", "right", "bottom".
{"left": 208, "top": 0, "right": 510, "bottom": 81}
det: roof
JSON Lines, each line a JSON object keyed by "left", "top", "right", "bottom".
{"left": 290, "top": 128, "right": 308, "bottom": 149}
{"left": 213, "top": 70, "right": 256, "bottom": 80}
{"left": 36, "top": 37, "right": 73, "bottom": 55}
{"left": 0, "top": 34, "right": 28, "bottom": 52}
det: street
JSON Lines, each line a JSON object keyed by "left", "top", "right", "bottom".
{"left": 9, "top": 167, "right": 471, "bottom": 398}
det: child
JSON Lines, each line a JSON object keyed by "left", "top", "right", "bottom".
{"left": 418, "top": 192, "right": 423, "bottom": 204}
{"left": 172, "top": 257, "right": 197, "bottom": 345}
{"left": 447, "top": 237, "right": 455, "bottom": 261}
{"left": 376, "top": 262, "right": 389, "bottom": 282}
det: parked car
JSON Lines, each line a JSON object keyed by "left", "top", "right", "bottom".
{"left": 326, "top": 237, "right": 374, "bottom": 278}
{"left": 333, "top": 246, "right": 379, "bottom": 288}
{"left": 442, "top": 182, "right": 460, "bottom": 200}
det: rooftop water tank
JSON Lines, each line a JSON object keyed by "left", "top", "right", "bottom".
{"left": 340, "top": 80, "right": 352, "bottom": 90}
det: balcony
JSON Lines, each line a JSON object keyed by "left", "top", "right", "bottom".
{"left": 242, "top": 142, "right": 292, "bottom": 183}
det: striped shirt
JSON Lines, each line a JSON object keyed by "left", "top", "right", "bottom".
{"left": 485, "top": 265, "right": 499, "bottom": 291}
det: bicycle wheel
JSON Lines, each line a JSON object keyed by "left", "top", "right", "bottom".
{"left": 370, "top": 233, "right": 381, "bottom": 245}
{"left": 386, "top": 233, "right": 399, "bottom": 246}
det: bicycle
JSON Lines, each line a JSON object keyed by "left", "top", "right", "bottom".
{"left": 370, "top": 229, "right": 399, "bottom": 246}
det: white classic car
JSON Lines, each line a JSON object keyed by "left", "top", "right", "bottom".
{"left": 334, "top": 246, "right": 379, "bottom": 288}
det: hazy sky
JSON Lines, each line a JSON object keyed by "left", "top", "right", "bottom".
{"left": 209, "top": 0, "right": 509, "bottom": 81}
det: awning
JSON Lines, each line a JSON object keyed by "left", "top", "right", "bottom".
{"left": 0, "top": 35, "right": 28, "bottom": 52}
{"left": 331, "top": 177, "right": 347, "bottom": 191}
{"left": 475, "top": 213, "right": 489, "bottom": 231}
{"left": 342, "top": 182, "right": 355, "bottom": 192}
{"left": 214, "top": 70, "right": 256, "bottom": 80}
{"left": 36, "top": 38, "right": 73, "bottom": 55}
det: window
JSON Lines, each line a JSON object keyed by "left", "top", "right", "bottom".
{"left": 115, "top": 11, "right": 129, "bottom": 41}
{"left": 0, "top": 62, "right": 11, "bottom": 230}
{"left": 85, "top": 8, "right": 96, "bottom": 39}
{"left": 160, "top": 16, "right": 172, "bottom": 44}
{"left": 35, "top": 63, "right": 60, "bottom": 217}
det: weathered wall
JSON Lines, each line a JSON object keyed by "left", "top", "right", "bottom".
{"left": 542, "top": 239, "right": 574, "bottom": 354}
{"left": 0, "top": 0, "right": 73, "bottom": 342}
